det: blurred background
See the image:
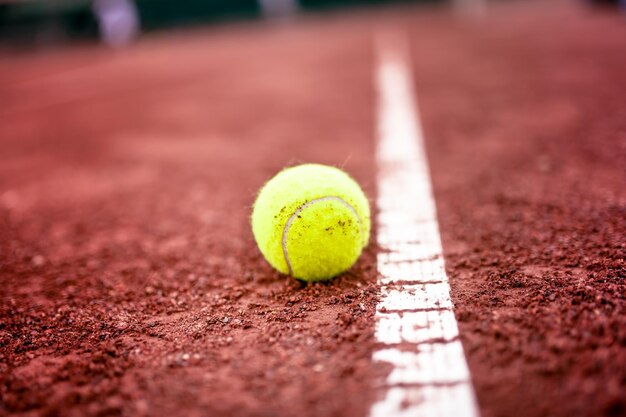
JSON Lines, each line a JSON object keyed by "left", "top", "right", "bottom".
{"left": 0, "top": 0, "right": 622, "bottom": 50}
{"left": 0, "top": 0, "right": 433, "bottom": 49}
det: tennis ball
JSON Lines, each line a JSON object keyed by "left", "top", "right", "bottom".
{"left": 252, "top": 164, "right": 370, "bottom": 282}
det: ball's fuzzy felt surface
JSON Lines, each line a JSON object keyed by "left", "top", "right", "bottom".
{"left": 252, "top": 164, "right": 371, "bottom": 282}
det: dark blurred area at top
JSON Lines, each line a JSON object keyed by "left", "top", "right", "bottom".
{"left": 0, "top": 0, "right": 435, "bottom": 49}
{"left": 1, "top": 0, "right": 623, "bottom": 50}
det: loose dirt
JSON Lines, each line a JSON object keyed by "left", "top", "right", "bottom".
{"left": 410, "top": 5, "right": 626, "bottom": 417}
{"left": 0, "top": 20, "right": 384, "bottom": 417}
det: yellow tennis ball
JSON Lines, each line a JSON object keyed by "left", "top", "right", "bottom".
{"left": 251, "top": 164, "right": 371, "bottom": 282}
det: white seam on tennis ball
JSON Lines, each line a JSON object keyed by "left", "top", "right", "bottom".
{"left": 281, "top": 196, "right": 363, "bottom": 276}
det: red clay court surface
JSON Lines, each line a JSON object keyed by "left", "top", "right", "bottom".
{"left": 1, "top": 2, "right": 625, "bottom": 417}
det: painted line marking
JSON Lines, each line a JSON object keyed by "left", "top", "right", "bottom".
{"left": 453, "top": 0, "right": 488, "bottom": 18}
{"left": 378, "top": 283, "right": 454, "bottom": 311}
{"left": 371, "top": 384, "right": 479, "bottom": 417}
{"left": 375, "top": 310, "right": 460, "bottom": 345}
{"left": 378, "top": 257, "right": 446, "bottom": 284}
{"left": 374, "top": 341, "right": 471, "bottom": 385}
{"left": 370, "top": 32, "right": 480, "bottom": 417}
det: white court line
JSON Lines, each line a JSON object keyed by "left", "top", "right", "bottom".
{"left": 370, "top": 33, "right": 480, "bottom": 417}
{"left": 453, "top": 0, "right": 488, "bottom": 19}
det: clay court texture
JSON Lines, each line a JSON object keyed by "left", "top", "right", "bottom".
{"left": 1, "top": 1, "right": 625, "bottom": 416}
